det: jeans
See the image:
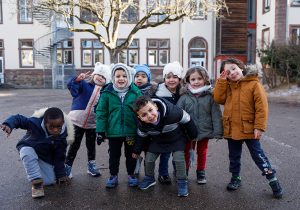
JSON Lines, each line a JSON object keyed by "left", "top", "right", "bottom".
{"left": 19, "top": 146, "right": 56, "bottom": 185}
{"left": 227, "top": 139, "right": 276, "bottom": 179}
{"left": 65, "top": 125, "right": 96, "bottom": 166}
{"left": 158, "top": 152, "right": 171, "bottom": 176}
{"left": 146, "top": 151, "right": 186, "bottom": 179}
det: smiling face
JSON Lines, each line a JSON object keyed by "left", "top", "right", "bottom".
{"left": 165, "top": 73, "right": 180, "bottom": 92}
{"left": 45, "top": 118, "right": 64, "bottom": 137}
{"left": 114, "top": 69, "right": 128, "bottom": 89}
{"left": 134, "top": 72, "right": 148, "bottom": 87}
{"left": 93, "top": 74, "right": 106, "bottom": 86}
{"left": 188, "top": 71, "right": 205, "bottom": 89}
{"left": 224, "top": 63, "right": 244, "bottom": 82}
{"left": 137, "top": 101, "right": 159, "bottom": 124}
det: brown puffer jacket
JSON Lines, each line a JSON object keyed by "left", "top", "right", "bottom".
{"left": 213, "top": 71, "right": 268, "bottom": 140}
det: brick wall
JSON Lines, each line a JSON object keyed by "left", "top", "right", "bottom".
{"left": 5, "top": 69, "right": 47, "bottom": 88}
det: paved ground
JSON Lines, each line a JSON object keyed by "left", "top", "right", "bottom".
{"left": 0, "top": 89, "right": 300, "bottom": 210}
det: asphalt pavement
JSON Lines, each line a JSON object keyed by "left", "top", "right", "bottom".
{"left": 0, "top": 89, "right": 299, "bottom": 210}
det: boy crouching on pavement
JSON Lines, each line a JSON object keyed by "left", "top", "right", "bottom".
{"left": 0, "top": 107, "right": 74, "bottom": 198}
{"left": 132, "top": 96, "right": 198, "bottom": 197}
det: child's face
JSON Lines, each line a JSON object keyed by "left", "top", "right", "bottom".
{"left": 137, "top": 102, "right": 159, "bottom": 124}
{"left": 45, "top": 118, "right": 64, "bottom": 137}
{"left": 134, "top": 72, "right": 148, "bottom": 87}
{"left": 165, "top": 73, "right": 180, "bottom": 91}
{"left": 114, "top": 69, "right": 128, "bottom": 89}
{"left": 189, "top": 71, "right": 205, "bottom": 89}
{"left": 93, "top": 74, "right": 106, "bottom": 86}
{"left": 224, "top": 63, "right": 244, "bottom": 82}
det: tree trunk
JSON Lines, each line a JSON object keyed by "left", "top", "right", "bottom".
{"left": 109, "top": 50, "right": 119, "bottom": 64}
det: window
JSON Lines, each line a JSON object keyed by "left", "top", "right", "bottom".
{"left": 122, "top": 0, "right": 139, "bottom": 23}
{"left": 19, "top": 39, "right": 34, "bottom": 67}
{"left": 188, "top": 37, "right": 207, "bottom": 68}
{"left": 18, "top": 0, "right": 33, "bottom": 23}
{"left": 147, "top": 39, "right": 170, "bottom": 67}
{"left": 263, "top": 0, "right": 271, "bottom": 14}
{"left": 193, "top": 0, "right": 205, "bottom": 19}
{"left": 147, "top": 0, "right": 167, "bottom": 23}
{"left": 291, "top": 0, "right": 300, "bottom": 6}
{"left": 290, "top": 26, "right": 300, "bottom": 45}
{"left": 262, "top": 28, "right": 270, "bottom": 49}
{"left": 80, "top": 8, "right": 98, "bottom": 23}
{"left": 0, "top": 0, "right": 3, "bottom": 24}
{"left": 57, "top": 40, "right": 74, "bottom": 65}
{"left": 81, "top": 39, "right": 104, "bottom": 67}
{"left": 117, "top": 39, "right": 139, "bottom": 66}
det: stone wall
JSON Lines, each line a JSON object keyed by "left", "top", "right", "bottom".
{"left": 4, "top": 69, "right": 47, "bottom": 88}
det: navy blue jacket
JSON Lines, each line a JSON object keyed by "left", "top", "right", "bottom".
{"left": 3, "top": 114, "right": 69, "bottom": 179}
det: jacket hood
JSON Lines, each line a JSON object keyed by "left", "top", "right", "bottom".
{"left": 244, "top": 64, "right": 262, "bottom": 77}
{"left": 32, "top": 108, "right": 75, "bottom": 145}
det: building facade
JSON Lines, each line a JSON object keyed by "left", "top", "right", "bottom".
{"left": 0, "top": 1, "right": 216, "bottom": 88}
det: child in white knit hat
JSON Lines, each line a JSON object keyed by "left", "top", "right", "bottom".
{"left": 154, "top": 61, "right": 185, "bottom": 184}
{"left": 65, "top": 62, "right": 111, "bottom": 178}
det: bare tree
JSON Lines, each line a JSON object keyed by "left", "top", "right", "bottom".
{"left": 33, "top": 0, "right": 227, "bottom": 63}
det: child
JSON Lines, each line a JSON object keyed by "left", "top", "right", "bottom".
{"left": 96, "top": 63, "right": 142, "bottom": 188}
{"left": 177, "top": 66, "right": 223, "bottom": 184}
{"left": 132, "top": 96, "right": 198, "bottom": 197}
{"left": 154, "top": 61, "right": 185, "bottom": 184}
{"left": 65, "top": 62, "right": 111, "bottom": 178}
{"left": 0, "top": 107, "right": 74, "bottom": 198}
{"left": 213, "top": 57, "right": 283, "bottom": 199}
{"left": 134, "top": 64, "right": 156, "bottom": 96}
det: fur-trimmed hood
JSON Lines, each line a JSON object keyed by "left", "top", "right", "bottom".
{"left": 32, "top": 108, "right": 75, "bottom": 145}
{"left": 244, "top": 64, "right": 262, "bottom": 77}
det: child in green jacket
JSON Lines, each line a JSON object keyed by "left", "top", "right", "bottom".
{"left": 96, "top": 63, "right": 142, "bottom": 188}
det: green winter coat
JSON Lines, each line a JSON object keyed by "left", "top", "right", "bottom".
{"left": 96, "top": 83, "right": 142, "bottom": 138}
{"left": 177, "top": 87, "right": 223, "bottom": 141}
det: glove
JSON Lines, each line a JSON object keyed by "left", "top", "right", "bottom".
{"left": 96, "top": 132, "right": 106, "bottom": 145}
{"left": 57, "top": 176, "right": 71, "bottom": 185}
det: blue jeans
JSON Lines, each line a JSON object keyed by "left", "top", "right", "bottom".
{"left": 227, "top": 139, "right": 276, "bottom": 179}
{"left": 158, "top": 152, "right": 171, "bottom": 176}
{"left": 19, "top": 147, "right": 56, "bottom": 185}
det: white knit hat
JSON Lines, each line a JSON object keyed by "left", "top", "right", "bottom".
{"left": 92, "top": 62, "right": 111, "bottom": 84}
{"left": 163, "top": 61, "right": 185, "bottom": 79}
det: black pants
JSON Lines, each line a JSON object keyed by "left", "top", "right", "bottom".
{"left": 108, "top": 137, "right": 136, "bottom": 176}
{"left": 65, "top": 125, "right": 96, "bottom": 166}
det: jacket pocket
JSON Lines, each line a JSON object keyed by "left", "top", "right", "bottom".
{"left": 223, "top": 116, "right": 231, "bottom": 136}
{"left": 241, "top": 115, "right": 254, "bottom": 134}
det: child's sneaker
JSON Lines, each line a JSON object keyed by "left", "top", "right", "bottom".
{"left": 158, "top": 175, "right": 171, "bottom": 184}
{"left": 269, "top": 179, "right": 283, "bottom": 199}
{"left": 139, "top": 176, "right": 156, "bottom": 190}
{"left": 65, "top": 164, "right": 73, "bottom": 179}
{"left": 128, "top": 175, "right": 139, "bottom": 187}
{"left": 177, "top": 179, "right": 189, "bottom": 197}
{"left": 87, "top": 160, "right": 101, "bottom": 177}
{"left": 106, "top": 175, "right": 118, "bottom": 188}
{"left": 227, "top": 176, "right": 242, "bottom": 191}
{"left": 31, "top": 179, "right": 45, "bottom": 198}
{"left": 196, "top": 170, "right": 207, "bottom": 184}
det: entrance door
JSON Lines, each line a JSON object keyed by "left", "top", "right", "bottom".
{"left": 0, "top": 57, "right": 4, "bottom": 84}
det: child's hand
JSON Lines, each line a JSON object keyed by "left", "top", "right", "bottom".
{"left": 57, "top": 176, "right": 71, "bottom": 186}
{"left": 75, "top": 71, "right": 91, "bottom": 82}
{"left": 0, "top": 124, "right": 12, "bottom": 137}
{"left": 254, "top": 129, "right": 263, "bottom": 139}
{"left": 220, "top": 70, "right": 229, "bottom": 80}
{"left": 132, "top": 153, "right": 140, "bottom": 159}
{"left": 96, "top": 132, "right": 106, "bottom": 145}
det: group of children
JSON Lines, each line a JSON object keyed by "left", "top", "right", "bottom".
{"left": 0, "top": 58, "right": 283, "bottom": 199}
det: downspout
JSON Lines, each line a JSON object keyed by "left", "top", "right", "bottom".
{"left": 211, "top": 11, "right": 216, "bottom": 82}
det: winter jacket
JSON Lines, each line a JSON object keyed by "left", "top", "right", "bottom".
{"left": 177, "top": 87, "right": 223, "bottom": 141}
{"left": 96, "top": 83, "right": 142, "bottom": 138}
{"left": 3, "top": 108, "right": 75, "bottom": 179}
{"left": 213, "top": 70, "right": 268, "bottom": 140}
{"left": 67, "top": 76, "right": 101, "bottom": 129}
{"left": 133, "top": 97, "right": 198, "bottom": 154}
{"left": 138, "top": 82, "right": 157, "bottom": 97}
